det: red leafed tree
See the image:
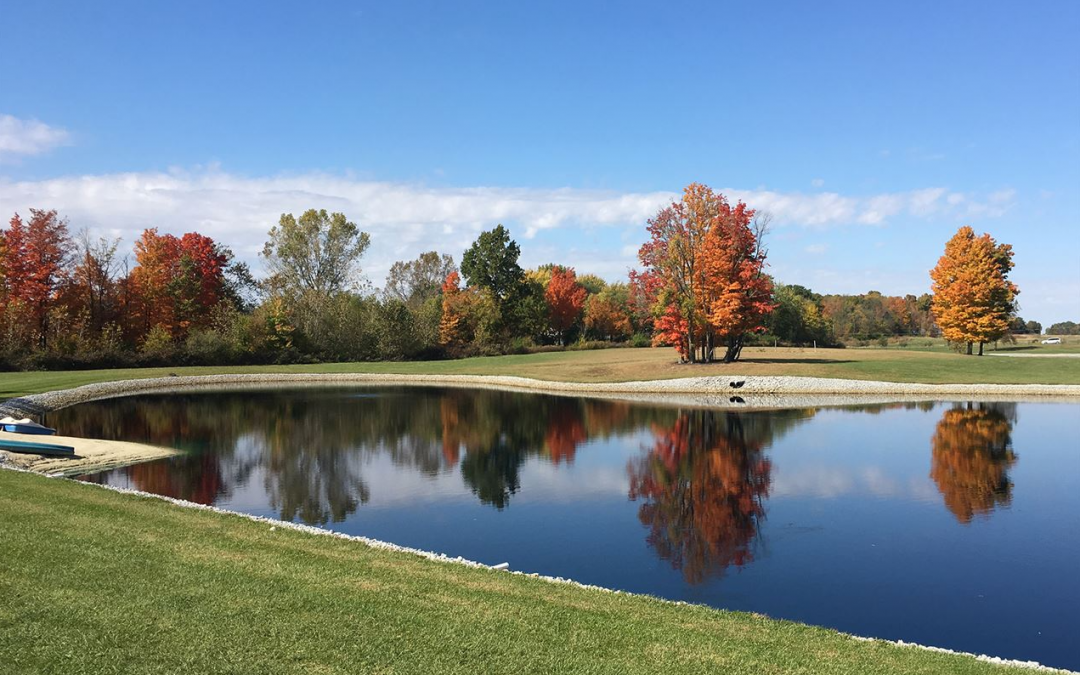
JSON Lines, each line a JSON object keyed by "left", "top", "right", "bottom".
{"left": 1, "top": 209, "right": 73, "bottom": 348}
{"left": 127, "top": 228, "right": 229, "bottom": 341}
{"left": 637, "top": 183, "right": 773, "bottom": 363}
{"left": 545, "top": 266, "right": 587, "bottom": 345}
{"left": 179, "top": 232, "right": 229, "bottom": 310}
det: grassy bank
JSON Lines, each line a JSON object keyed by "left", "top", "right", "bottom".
{"left": 0, "top": 469, "right": 1034, "bottom": 675}
{"left": 1, "top": 345, "right": 1079, "bottom": 399}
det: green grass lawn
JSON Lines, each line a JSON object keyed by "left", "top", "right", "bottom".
{"left": 1, "top": 345, "right": 1078, "bottom": 399}
{"left": 0, "top": 469, "right": 1035, "bottom": 675}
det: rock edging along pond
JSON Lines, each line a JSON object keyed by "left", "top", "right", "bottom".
{"left": 3, "top": 465, "right": 1072, "bottom": 675}
{"left": 2, "top": 372, "right": 1079, "bottom": 418}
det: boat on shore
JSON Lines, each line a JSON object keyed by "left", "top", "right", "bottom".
{"left": 0, "top": 417, "right": 57, "bottom": 435}
{"left": 0, "top": 437, "right": 75, "bottom": 456}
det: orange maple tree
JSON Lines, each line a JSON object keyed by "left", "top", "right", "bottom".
{"left": 930, "top": 226, "right": 1017, "bottom": 355}
{"left": 637, "top": 183, "right": 773, "bottom": 363}
{"left": 438, "top": 271, "right": 465, "bottom": 351}
{"left": 544, "top": 266, "right": 587, "bottom": 345}
{"left": 584, "top": 293, "right": 632, "bottom": 340}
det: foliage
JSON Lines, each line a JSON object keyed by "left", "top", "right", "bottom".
{"left": 637, "top": 183, "right": 773, "bottom": 363}
{"left": 1047, "top": 321, "right": 1079, "bottom": 335}
{"left": 768, "top": 284, "right": 832, "bottom": 345}
{"left": 262, "top": 209, "right": 370, "bottom": 298}
{"left": 584, "top": 283, "right": 633, "bottom": 341}
{"left": 1, "top": 209, "right": 73, "bottom": 348}
{"left": 819, "top": 291, "right": 935, "bottom": 342}
{"left": 930, "top": 226, "right": 1017, "bottom": 355}
{"left": 544, "top": 266, "right": 587, "bottom": 345}
{"left": 384, "top": 251, "right": 456, "bottom": 307}
{"left": 460, "top": 224, "right": 524, "bottom": 305}
{"left": 127, "top": 229, "right": 230, "bottom": 342}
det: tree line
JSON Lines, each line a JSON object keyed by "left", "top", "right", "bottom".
{"left": 1, "top": 184, "right": 1062, "bottom": 368}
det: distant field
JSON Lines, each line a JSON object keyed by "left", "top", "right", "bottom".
{"left": 2, "top": 344, "right": 1079, "bottom": 399}
{"left": 835, "top": 334, "right": 1080, "bottom": 354}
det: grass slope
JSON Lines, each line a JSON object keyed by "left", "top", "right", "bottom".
{"left": 0, "top": 470, "right": 1032, "bottom": 675}
{"left": 2, "top": 345, "right": 1079, "bottom": 399}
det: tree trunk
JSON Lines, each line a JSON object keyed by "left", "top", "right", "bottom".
{"left": 966, "top": 342, "right": 973, "bottom": 355}
{"left": 723, "top": 335, "right": 743, "bottom": 363}
{"left": 978, "top": 342, "right": 984, "bottom": 356}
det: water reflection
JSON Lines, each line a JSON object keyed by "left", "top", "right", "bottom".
{"left": 64, "top": 389, "right": 675, "bottom": 516}
{"left": 627, "top": 409, "right": 811, "bottom": 583}
{"left": 930, "top": 403, "right": 1018, "bottom": 524}
{"left": 59, "top": 392, "right": 1023, "bottom": 533}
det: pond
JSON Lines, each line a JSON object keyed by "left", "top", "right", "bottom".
{"left": 50, "top": 387, "right": 1080, "bottom": 670}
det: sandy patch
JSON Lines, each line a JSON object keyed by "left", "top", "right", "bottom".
{"left": 0, "top": 430, "right": 179, "bottom": 475}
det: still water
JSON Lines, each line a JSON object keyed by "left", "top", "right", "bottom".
{"left": 51, "top": 387, "right": 1080, "bottom": 670}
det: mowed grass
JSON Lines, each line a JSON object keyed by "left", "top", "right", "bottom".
{"left": 0, "top": 470, "right": 1034, "bottom": 675}
{"left": 1, "top": 344, "right": 1079, "bottom": 398}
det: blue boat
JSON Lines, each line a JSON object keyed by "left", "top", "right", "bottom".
{"left": 0, "top": 438, "right": 74, "bottom": 456}
{"left": 0, "top": 417, "right": 56, "bottom": 435}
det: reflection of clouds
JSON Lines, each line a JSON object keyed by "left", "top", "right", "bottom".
{"left": 773, "top": 464, "right": 938, "bottom": 502}
{"left": 771, "top": 465, "right": 853, "bottom": 498}
{"left": 515, "top": 454, "right": 629, "bottom": 503}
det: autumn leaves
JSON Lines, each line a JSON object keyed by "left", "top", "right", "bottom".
{"left": 636, "top": 183, "right": 774, "bottom": 363}
{"left": 930, "top": 226, "right": 1017, "bottom": 355}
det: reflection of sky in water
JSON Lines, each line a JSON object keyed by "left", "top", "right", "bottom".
{"left": 58, "top": 391, "right": 1080, "bottom": 671}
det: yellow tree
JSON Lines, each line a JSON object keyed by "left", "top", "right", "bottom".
{"left": 930, "top": 226, "right": 1017, "bottom": 355}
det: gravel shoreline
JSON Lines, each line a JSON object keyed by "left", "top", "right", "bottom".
{"left": 2, "top": 372, "right": 1079, "bottom": 418}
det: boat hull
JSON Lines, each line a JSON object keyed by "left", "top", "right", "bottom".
{"left": 0, "top": 439, "right": 75, "bottom": 456}
{"left": 2, "top": 423, "right": 57, "bottom": 435}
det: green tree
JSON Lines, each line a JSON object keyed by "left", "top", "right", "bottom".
{"left": 1024, "top": 320, "right": 1042, "bottom": 335}
{"left": 769, "top": 284, "right": 830, "bottom": 345}
{"left": 1047, "top": 321, "right": 1078, "bottom": 335}
{"left": 460, "top": 225, "right": 524, "bottom": 304}
{"left": 383, "top": 251, "right": 456, "bottom": 308}
{"left": 262, "top": 209, "right": 370, "bottom": 298}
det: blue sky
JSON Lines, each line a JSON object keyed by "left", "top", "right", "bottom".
{"left": 1, "top": 0, "right": 1077, "bottom": 324}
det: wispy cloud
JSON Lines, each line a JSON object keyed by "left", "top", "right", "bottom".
{"left": 0, "top": 114, "right": 71, "bottom": 161}
{"left": 0, "top": 168, "right": 1017, "bottom": 283}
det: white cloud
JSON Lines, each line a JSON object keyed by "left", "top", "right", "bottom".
{"left": 0, "top": 114, "right": 71, "bottom": 160}
{"left": 811, "top": 178, "right": 825, "bottom": 188}
{"left": 805, "top": 243, "right": 828, "bottom": 255}
{"left": 0, "top": 168, "right": 1017, "bottom": 285}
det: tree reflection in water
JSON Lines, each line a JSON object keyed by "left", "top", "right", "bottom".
{"left": 930, "top": 403, "right": 1018, "bottom": 524}
{"left": 64, "top": 388, "right": 669, "bottom": 519}
{"left": 627, "top": 409, "right": 810, "bottom": 584}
